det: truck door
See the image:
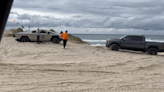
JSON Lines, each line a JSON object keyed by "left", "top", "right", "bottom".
{"left": 39, "top": 30, "right": 48, "bottom": 41}
{"left": 32, "top": 30, "right": 37, "bottom": 41}
{"left": 39, "top": 30, "right": 51, "bottom": 41}
{"left": 120, "top": 36, "right": 133, "bottom": 49}
{"left": 130, "top": 36, "right": 145, "bottom": 50}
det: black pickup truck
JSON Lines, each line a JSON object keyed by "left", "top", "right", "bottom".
{"left": 106, "top": 35, "right": 164, "bottom": 55}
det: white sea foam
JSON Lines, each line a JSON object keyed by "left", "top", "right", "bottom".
{"left": 83, "top": 39, "right": 164, "bottom": 43}
{"left": 82, "top": 39, "right": 106, "bottom": 42}
{"left": 90, "top": 44, "right": 105, "bottom": 46}
{"left": 146, "top": 38, "right": 164, "bottom": 42}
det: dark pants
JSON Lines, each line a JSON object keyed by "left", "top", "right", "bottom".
{"left": 63, "top": 40, "right": 67, "bottom": 48}
{"left": 37, "top": 35, "right": 40, "bottom": 43}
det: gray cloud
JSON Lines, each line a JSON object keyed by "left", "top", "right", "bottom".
{"left": 72, "top": 15, "right": 83, "bottom": 18}
{"left": 5, "top": 0, "right": 164, "bottom": 33}
{"left": 17, "top": 14, "right": 31, "bottom": 19}
{"left": 10, "top": 11, "right": 18, "bottom": 14}
{"left": 6, "top": 11, "right": 164, "bottom": 30}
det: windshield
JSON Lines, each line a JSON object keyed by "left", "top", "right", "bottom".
{"left": 48, "top": 31, "right": 56, "bottom": 33}
{"left": 47, "top": 31, "right": 60, "bottom": 35}
{"left": 48, "top": 31, "right": 53, "bottom": 34}
{"left": 119, "top": 35, "right": 127, "bottom": 39}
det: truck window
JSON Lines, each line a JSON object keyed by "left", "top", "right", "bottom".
{"left": 32, "top": 31, "right": 36, "bottom": 33}
{"left": 124, "top": 36, "right": 131, "bottom": 41}
{"left": 128, "top": 36, "right": 143, "bottom": 41}
{"left": 40, "top": 30, "right": 46, "bottom": 33}
{"left": 134, "top": 36, "right": 143, "bottom": 41}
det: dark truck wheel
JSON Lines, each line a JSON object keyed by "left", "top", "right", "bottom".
{"left": 147, "top": 48, "right": 157, "bottom": 55}
{"left": 110, "top": 44, "right": 119, "bottom": 51}
{"left": 20, "top": 37, "right": 30, "bottom": 42}
{"left": 52, "top": 37, "right": 60, "bottom": 44}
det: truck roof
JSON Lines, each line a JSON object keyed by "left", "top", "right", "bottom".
{"left": 124, "top": 35, "right": 145, "bottom": 37}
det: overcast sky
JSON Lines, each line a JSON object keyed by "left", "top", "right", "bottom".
{"left": 5, "top": 0, "right": 164, "bottom": 34}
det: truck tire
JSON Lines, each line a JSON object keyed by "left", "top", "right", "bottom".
{"left": 20, "top": 37, "right": 30, "bottom": 42}
{"left": 147, "top": 48, "right": 157, "bottom": 55}
{"left": 110, "top": 44, "right": 119, "bottom": 51}
{"left": 52, "top": 37, "right": 60, "bottom": 44}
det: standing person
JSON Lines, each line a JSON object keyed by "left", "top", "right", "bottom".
{"left": 36, "top": 28, "right": 40, "bottom": 44}
{"left": 62, "top": 30, "right": 68, "bottom": 49}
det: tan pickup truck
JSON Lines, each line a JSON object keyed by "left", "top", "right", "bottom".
{"left": 13, "top": 30, "right": 63, "bottom": 44}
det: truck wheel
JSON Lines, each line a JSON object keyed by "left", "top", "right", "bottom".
{"left": 147, "top": 48, "right": 157, "bottom": 55}
{"left": 20, "top": 37, "right": 30, "bottom": 42}
{"left": 52, "top": 37, "right": 60, "bottom": 44}
{"left": 110, "top": 44, "right": 119, "bottom": 51}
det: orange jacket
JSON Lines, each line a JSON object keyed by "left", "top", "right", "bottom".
{"left": 63, "top": 33, "right": 68, "bottom": 40}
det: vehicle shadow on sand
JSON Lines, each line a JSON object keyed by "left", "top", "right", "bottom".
{"left": 117, "top": 49, "right": 164, "bottom": 57}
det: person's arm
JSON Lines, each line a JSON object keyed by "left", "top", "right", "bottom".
{"left": 67, "top": 34, "right": 68, "bottom": 40}
{"left": 0, "top": 0, "right": 14, "bottom": 42}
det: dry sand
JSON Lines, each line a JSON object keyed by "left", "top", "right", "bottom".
{"left": 0, "top": 37, "right": 164, "bottom": 92}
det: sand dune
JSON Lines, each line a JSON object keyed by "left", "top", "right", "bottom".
{"left": 0, "top": 37, "right": 164, "bottom": 92}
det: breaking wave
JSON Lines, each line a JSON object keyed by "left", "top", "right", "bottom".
{"left": 146, "top": 38, "right": 164, "bottom": 42}
{"left": 90, "top": 44, "right": 105, "bottom": 46}
{"left": 83, "top": 39, "right": 164, "bottom": 43}
{"left": 82, "top": 39, "right": 106, "bottom": 42}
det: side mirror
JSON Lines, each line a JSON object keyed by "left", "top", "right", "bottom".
{"left": 122, "top": 38, "right": 126, "bottom": 41}
{"left": 48, "top": 32, "right": 50, "bottom": 34}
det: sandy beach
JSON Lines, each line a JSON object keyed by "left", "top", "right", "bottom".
{"left": 0, "top": 37, "right": 164, "bottom": 92}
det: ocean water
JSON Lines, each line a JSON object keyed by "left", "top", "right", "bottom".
{"left": 72, "top": 34, "right": 164, "bottom": 46}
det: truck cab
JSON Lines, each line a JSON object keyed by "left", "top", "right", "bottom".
{"left": 120, "top": 35, "right": 145, "bottom": 51}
